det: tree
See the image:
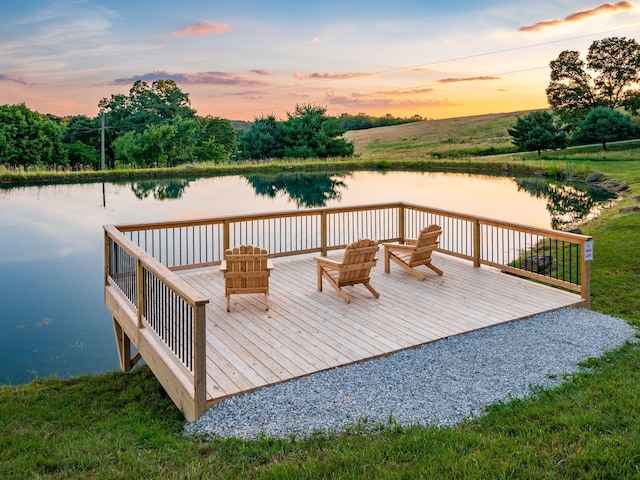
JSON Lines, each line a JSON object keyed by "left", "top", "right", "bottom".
{"left": 112, "top": 123, "right": 176, "bottom": 167}
{"left": 98, "top": 80, "right": 196, "bottom": 164}
{"left": 282, "top": 104, "right": 354, "bottom": 159}
{"left": 61, "top": 115, "right": 100, "bottom": 168}
{"left": 0, "top": 103, "right": 67, "bottom": 166}
{"left": 547, "top": 37, "right": 640, "bottom": 127}
{"left": 200, "top": 116, "right": 237, "bottom": 156}
{"left": 98, "top": 80, "right": 195, "bottom": 135}
{"left": 572, "top": 107, "right": 635, "bottom": 151}
{"left": 508, "top": 111, "right": 567, "bottom": 155}
{"left": 237, "top": 115, "right": 285, "bottom": 160}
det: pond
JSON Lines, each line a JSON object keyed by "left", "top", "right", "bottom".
{"left": 0, "top": 170, "right": 615, "bottom": 385}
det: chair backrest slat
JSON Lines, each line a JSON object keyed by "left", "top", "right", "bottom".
{"left": 339, "top": 239, "right": 378, "bottom": 284}
{"left": 409, "top": 225, "right": 441, "bottom": 266}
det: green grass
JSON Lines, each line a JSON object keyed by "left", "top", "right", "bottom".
{"left": 2, "top": 115, "right": 640, "bottom": 478}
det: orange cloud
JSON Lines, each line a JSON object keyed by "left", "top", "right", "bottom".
{"left": 323, "top": 89, "right": 452, "bottom": 109}
{"left": 294, "top": 71, "right": 368, "bottom": 80}
{"left": 519, "top": 1, "right": 635, "bottom": 32}
{"left": 438, "top": 76, "right": 500, "bottom": 84}
{"left": 379, "top": 87, "right": 436, "bottom": 95}
{"left": 171, "top": 21, "right": 231, "bottom": 37}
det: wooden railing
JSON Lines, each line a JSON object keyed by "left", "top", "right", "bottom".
{"left": 105, "top": 201, "right": 592, "bottom": 421}
{"left": 104, "top": 225, "right": 208, "bottom": 421}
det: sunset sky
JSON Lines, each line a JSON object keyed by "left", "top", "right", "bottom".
{"left": 2, "top": 1, "right": 639, "bottom": 121}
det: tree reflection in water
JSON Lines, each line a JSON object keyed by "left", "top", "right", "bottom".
{"left": 244, "top": 172, "right": 348, "bottom": 208}
{"left": 130, "top": 178, "right": 191, "bottom": 200}
{"left": 515, "top": 177, "right": 616, "bottom": 230}
{"left": 122, "top": 173, "right": 616, "bottom": 228}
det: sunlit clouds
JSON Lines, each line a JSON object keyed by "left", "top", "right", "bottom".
{"left": 438, "top": 76, "right": 501, "bottom": 84}
{"left": 110, "top": 70, "right": 269, "bottom": 86}
{"left": 519, "top": 1, "right": 636, "bottom": 32}
{"left": 294, "top": 71, "right": 369, "bottom": 80}
{"left": 171, "top": 21, "right": 231, "bottom": 37}
{"left": 2, "top": 1, "right": 640, "bottom": 120}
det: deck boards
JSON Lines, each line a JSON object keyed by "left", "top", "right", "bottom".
{"left": 181, "top": 251, "right": 583, "bottom": 406}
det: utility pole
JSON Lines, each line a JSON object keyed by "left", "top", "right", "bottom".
{"left": 100, "top": 112, "right": 105, "bottom": 171}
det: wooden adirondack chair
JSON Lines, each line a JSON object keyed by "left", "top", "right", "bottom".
{"left": 220, "top": 245, "right": 273, "bottom": 312}
{"left": 315, "top": 239, "right": 380, "bottom": 304}
{"left": 383, "top": 225, "right": 443, "bottom": 280}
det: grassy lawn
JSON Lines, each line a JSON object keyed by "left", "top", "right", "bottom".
{"left": 2, "top": 116, "right": 640, "bottom": 478}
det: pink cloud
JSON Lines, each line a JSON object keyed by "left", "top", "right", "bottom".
{"left": 519, "top": 1, "right": 635, "bottom": 32}
{"left": 323, "top": 89, "right": 452, "bottom": 109}
{"left": 294, "top": 71, "right": 369, "bottom": 80}
{"left": 171, "top": 21, "right": 231, "bottom": 37}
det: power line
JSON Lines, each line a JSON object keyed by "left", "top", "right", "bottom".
{"left": 199, "top": 23, "right": 640, "bottom": 117}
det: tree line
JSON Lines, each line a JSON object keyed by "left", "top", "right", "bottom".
{"left": 509, "top": 36, "right": 639, "bottom": 155}
{"left": 0, "top": 79, "right": 424, "bottom": 169}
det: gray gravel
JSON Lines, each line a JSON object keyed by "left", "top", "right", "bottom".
{"left": 184, "top": 308, "right": 637, "bottom": 440}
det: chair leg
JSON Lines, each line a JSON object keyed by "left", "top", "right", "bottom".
{"left": 265, "top": 293, "right": 269, "bottom": 311}
{"left": 226, "top": 294, "right": 231, "bottom": 312}
{"left": 336, "top": 287, "right": 351, "bottom": 303}
{"left": 317, "top": 264, "right": 323, "bottom": 291}
{"left": 384, "top": 247, "right": 391, "bottom": 273}
{"left": 427, "top": 262, "right": 443, "bottom": 276}
{"left": 364, "top": 282, "right": 380, "bottom": 298}
{"left": 321, "top": 268, "right": 351, "bottom": 303}
{"left": 389, "top": 253, "right": 426, "bottom": 281}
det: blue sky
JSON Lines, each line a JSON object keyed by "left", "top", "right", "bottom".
{"left": 2, "top": 0, "right": 639, "bottom": 120}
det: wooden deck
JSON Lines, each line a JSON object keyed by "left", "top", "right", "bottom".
{"left": 181, "top": 250, "right": 584, "bottom": 406}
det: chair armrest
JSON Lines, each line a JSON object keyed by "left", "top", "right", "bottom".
{"left": 315, "top": 257, "right": 342, "bottom": 268}
{"left": 267, "top": 259, "right": 274, "bottom": 270}
{"left": 382, "top": 243, "right": 416, "bottom": 253}
{"left": 220, "top": 260, "right": 227, "bottom": 272}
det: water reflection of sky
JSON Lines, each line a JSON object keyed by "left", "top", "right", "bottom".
{"left": 1, "top": 172, "right": 553, "bottom": 264}
{"left": 0, "top": 171, "right": 602, "bottom": 384}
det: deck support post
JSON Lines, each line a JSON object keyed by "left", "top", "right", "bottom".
{"left": 113, "top": 317, "right": 133, "bottom": 371}
{"left": 473, "top": 219, "right": 481, "bottom": 268}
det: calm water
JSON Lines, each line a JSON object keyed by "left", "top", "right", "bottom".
{"left": 0, "top": 171, "right": 614, "bottom": 384}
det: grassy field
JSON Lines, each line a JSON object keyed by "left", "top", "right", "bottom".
{"left": 2, "top": 113, "right": 640, "bottom": 478}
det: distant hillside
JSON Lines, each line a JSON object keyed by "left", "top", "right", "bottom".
{"left": 344, "top": 110, "right": 539, "bottom": 159}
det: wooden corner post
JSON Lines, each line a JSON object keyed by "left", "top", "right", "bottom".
{"left": 193, "top": 301, "right": 207, "bottom": 419}
{"left": 581, "top": 237, "right": 593, "bottom": 309}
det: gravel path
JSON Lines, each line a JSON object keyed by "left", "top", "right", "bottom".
{"left": 184, "top": 308, "right": 637, "bottom": 440}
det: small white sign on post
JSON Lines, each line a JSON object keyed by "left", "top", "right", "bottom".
{"left": 584, "top": 240, "right": 594, "bottom": 261}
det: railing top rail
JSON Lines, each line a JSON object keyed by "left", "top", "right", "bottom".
{"left": 104, "top": 225, "right": 209, "bottom": 306}
{"left": 113, "top": 202, "right": 405, "bottom": 232}
{"left": 477, "top": 217, "right": 592, "bottom": 243}
{"left": 401, "top": 201, "right": 592, "bottom": 243}
{"left": 110, "top": 200, "right": 591, "bottom": 246}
